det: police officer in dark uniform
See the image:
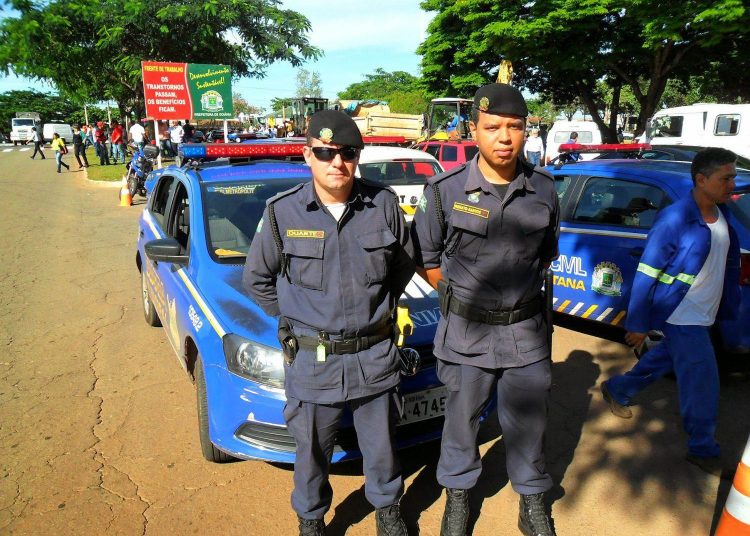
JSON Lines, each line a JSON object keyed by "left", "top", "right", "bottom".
{"left": 243, "top": 110, "right": 414, "bottom": 536}
{"left": 411, "top": 84, "right": 560, "bottom": 536}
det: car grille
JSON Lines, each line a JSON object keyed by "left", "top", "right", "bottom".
{"left": 235, "top": 415, "right": 444, "bottom": 454}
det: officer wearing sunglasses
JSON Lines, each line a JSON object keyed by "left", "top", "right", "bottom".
{"left": 243, "top": 110, "right": 414, "bottom": 536}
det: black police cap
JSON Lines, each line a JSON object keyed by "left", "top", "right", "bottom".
{"left": 473, "top": 83, "right": 528, "bottom": 118}
{"left": 308, "top": 109, "right": 364, "bottom": 149}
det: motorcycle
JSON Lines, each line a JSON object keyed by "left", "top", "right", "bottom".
{"left": 124, "top": 143, "right": 160, "bottom": 199}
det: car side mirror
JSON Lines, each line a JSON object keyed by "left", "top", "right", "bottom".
{"left": 144, "top": 238, "right": 188, "bottom": 264}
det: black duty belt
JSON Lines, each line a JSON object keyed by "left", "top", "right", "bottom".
{"left": 295, "top": 325, "right": 392, "bottom": 355}
{"left": 438, "top": 279, "right": 542, "bottom": 326}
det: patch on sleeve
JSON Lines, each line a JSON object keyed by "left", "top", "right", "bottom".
{"left": 286, "top": 229, "right": 325, "bottom": 239}
{"left": 418, "top": 194, "right": 428, "bottom": 213}
{"left": 452, "top": 202, "right": 489, "bottom": 219}
{"left": 256, "top": 217, "right": 263, "bottom": 233}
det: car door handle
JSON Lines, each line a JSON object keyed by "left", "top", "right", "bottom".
{"left": 629, "top": 248, "right": 644, "bottom": 258}
{"left": 139, "top": 230, "right": 144, "bottom": 237}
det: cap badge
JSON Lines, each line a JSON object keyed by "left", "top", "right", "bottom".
{"left": 479, "top": 97, "right": 490, "bottom": 112}
{"left": 319, "top": 128, "right": 333, "bottom": 143}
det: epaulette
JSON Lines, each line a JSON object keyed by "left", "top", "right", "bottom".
{"left": 427, "top": 163, "right": 467, "bottom": 187}
{"left": 266, "top": 182, "right": 305, "bottom": 206}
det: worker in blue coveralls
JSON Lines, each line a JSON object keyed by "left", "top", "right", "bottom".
{"left": 601, "top": 147, "right": 741, "bottom": 479}
{"left": 243, "top": 110, "right": 414, "bottom": 536}
{"left": 411, "top": 83, "right": 560, "bottom": 536}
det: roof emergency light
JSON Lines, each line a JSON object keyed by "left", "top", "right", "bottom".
{"left": 179, "top": 142, "right": 306, "bottom": 160}
{"left": 558, "top": 143, "right": 651, "bottom": 153}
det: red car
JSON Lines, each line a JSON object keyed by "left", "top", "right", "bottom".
{"left": 412, "top": 140, "right": 479, "bottom": 170}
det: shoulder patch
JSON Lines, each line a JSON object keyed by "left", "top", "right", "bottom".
{"left": 426, "top": 163, "right": 468, "bottom": 186}
{"left": 266, "top": 182, "right": 305, "bottom": 206}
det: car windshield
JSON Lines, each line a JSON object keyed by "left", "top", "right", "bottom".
{"left": 203, "top": 178, "right": 306, "bottom": 262}
{"left": 12, "top": 119, "right": 35, "bottom": 127}
{"left": 728, "top": 189, "right": 750, "bottom": 230}
{"left": 358, "top": 160, "right": 442, "bottom": 185}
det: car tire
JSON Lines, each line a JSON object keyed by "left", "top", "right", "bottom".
{"left": 195, "top": 357, "right": 235, "bottom": 463}
{"left": 141, "top": 268, "right": 162, "bottom": 327}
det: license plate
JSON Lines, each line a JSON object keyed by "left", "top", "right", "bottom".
{"left": 399, "top": 386, "right": 447, "bottom": 424}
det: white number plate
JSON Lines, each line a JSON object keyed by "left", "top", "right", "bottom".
{"left": 399, "top": 386, "right": 447, "bottom": 424}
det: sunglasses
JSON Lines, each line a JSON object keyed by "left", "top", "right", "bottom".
{"left": 310, "top": 146, "right": 360, "bottom": 162}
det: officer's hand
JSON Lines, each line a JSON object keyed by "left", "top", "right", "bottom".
{"left": 624, "top": 331, "right": 647, "bottom": 348}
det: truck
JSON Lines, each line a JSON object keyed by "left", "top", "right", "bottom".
{"left": 340, "top": 100, "right": 424, "bottom": 143}
{"left": 646, "top": 103, "right": 750, "bottom": 159}
{"left": 11, "top": 112, "right": 41, "bottom": 146}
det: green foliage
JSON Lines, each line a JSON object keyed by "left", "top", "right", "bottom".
{"left": 0, "top": 0, "right": 320, "bottom": 120}
{"left": 525, "top": 98, "right": 558, "bottom": 126}
{"left": 418, "top": 0, "right": 750, "bottom": 139}
{"left": 338, "top": 69, "right": 422, "bottom": 100}
{"left": 337, "top": 69, "right": 430, "bottom": 115}
{"left": 270, "top": 97, "right": 293, "bottom": 114}
{"left": 295, "top": 69, "right": 322, "bottom": 98}
{"left": 233, "top": 92, "right": 263, "bottom": 116}
{"left": 0, "top": 90, "right": 79, "bottom": 131}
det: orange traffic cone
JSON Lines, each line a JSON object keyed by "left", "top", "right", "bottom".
{"left": 716, "top": 436, "right": 750, "bottom": 535}
{"left": 119, "top": 179, "right": 132, "bottom": 207}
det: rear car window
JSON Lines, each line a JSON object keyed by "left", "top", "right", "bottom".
{"left": 572, "top": 177, "right": 668, "bottom": 228}
{"left": 464, "top": 145, "right": 479, "bottom": 160}
{"left": 553, "top": 131, "right": 593, "bottom": 143}
{"left": 650, "top": 115, "right": 684, "bottom": 138}
{"left": 714, "top": 114, "right": 740, "bottom": 136}
{"left": 359, "top": 161, "right": 442, "bottom": 185}
{"left": 424, "top": 144, "right": 441, "bottom": 158}
{"left": 441, "top": 145, "right": 458, "bottom": 162}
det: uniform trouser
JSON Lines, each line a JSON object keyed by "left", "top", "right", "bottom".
{"left": 284, "top": 389, "right": 403, "bottom": 520}
{"left": 437, "top": 359, "right": 553, "bottom": 495}
{"left": 31, "top": 142, "right": 45, "bottom": 158}
{"left": 605, "top": 323, "right": 720, "bottom": 457}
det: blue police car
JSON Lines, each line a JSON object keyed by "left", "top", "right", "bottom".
{"left": 547, "top": 159, "right": 750, "bottom": 354}
{"left": 136, "top": 143, "right": 445, "bottom": 463}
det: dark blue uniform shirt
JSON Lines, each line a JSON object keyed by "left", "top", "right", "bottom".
{"left": 243, "top": 178, "right": 415, "bottom": 403}
{"left": 411, "top": 155, "right": 559, "bottom": 369}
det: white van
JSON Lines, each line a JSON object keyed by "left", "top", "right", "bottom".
{"left": 545, "top": 120, "right": 602, "bottom": 163}
{"left": 647, "top": 103, "right": 750, "bottom": 158}
{"left": 42, "top": 123, "right": 74, "bottom": 145}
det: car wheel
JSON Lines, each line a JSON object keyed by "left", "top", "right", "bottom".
{"left": 195, "top": 357, "right": 235, "bottom": 463}
{"left": 141, "top": 268, "right": 161, "bottom": 327}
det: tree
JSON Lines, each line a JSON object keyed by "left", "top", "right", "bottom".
{"left": 337, "top": 69, "right": 430, "bottom": 115}
{"left": 0, "top": 90, "right": 79, "bottom": 130}
{"left": 418, "top": 0, "right": 750, "bottom": 140}
{"left": 233, "top": 92, "right": 263, "bottom": 116}
{"left": 338, "top": 69, "right": 423, "bottom": 100}
{"left": 295, "top": 69, "right": 322, "bottom": 98}
{"left": 0, "top": 0, "right": 320, "bottom": 122}
{"left": 270, "top": 97, "right": 293, "bottom": 114}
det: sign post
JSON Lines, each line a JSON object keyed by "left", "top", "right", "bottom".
{"left": 141, "top": 61, "right": 233, "bottom": 166}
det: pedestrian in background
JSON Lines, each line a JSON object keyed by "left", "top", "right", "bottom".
{"left": 524, "top": 128, "right": 545, "bottom": 166}
{"left": 110, "top": 120, "right": 125, "bottom": 164}
{"left": 244, "top": 110, "right": 414, "bottom": 536}
{"left": 83, "top": 124, "right": 94, "bottom": 150}
{"left": 28, "top": 126, "right": 46, "bottom": 160}
{"left": 169, "top": 121, "right": 183, "bottom": 156}
{"left": 411, "top": 83, "right": 560, "bottom": 536}
{"left": 94, "top": 122, "right": 110, "bottom": 166}
{"left": 50, "top": 133, "right": 70, "bottom": 173}
{"left": 129, "top": 120, "right": 146, "bottom": 150}
{"left": 601, "top": 147, "right": 740, "bottom": 478}
{"left": 72, "top": 125, "right": 89, "bottom": 169}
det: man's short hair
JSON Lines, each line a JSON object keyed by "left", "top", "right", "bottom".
{"left": 691, "top": 147, "right": 737, "bottom": 184}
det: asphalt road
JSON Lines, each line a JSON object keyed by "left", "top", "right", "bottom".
{"left": 1, "top": 146, "right": 748, "bottom": 535}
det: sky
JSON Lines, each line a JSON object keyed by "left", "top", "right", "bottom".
{"left": 0, "top": 0, "right": 435, "bottom": 114}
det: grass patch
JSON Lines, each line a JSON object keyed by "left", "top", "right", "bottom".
{"left": 86, "top": 162, "right": 128, "bottom": 182}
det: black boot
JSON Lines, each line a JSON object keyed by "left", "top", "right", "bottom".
{"left": 297, "top": 516, "right": 325, "bottom": 536}
{"left": 376, "top": 503, "right": 407, "bottom": 536}
{"left": 518, "top": 493, "right": 556, "bottom": 536}
{"left": 440, "top": 488, "right": 469, "bottom": 536}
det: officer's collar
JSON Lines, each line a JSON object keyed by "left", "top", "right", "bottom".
{"left": 465, "top": 155, "right": 536, "bottom": 195}
{"left": 301, "top": 178, "right": 370, "bottom": 208}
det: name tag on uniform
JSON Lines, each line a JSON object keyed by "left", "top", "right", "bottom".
{"left": 286, "top": 229, "right": 325, "bottom": 239}
{"left": 452, "top": 202, "right": 490, "bottom": 219}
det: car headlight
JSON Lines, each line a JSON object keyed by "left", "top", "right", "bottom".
{"left": 222, "top": 333, "right": 285, "bottom": 389}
